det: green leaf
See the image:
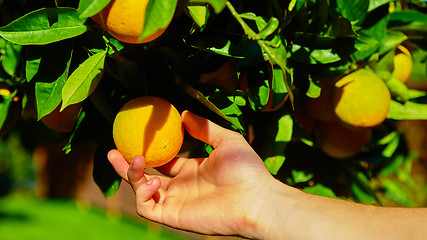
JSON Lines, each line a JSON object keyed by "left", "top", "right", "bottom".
{"left": 1, "top": 41, "right": 21, "bottom": 77}
{"left": 186, "top": 5, "right": 209, "bottom": 28}
{"left": 292, "top": 170, "right": 313, "bottom": 184}
{"left": 34, "top": 40, "right": 74, "bottom": 120}
{"left": 184, "top": 0, "right": 227, "bottom": 14}
{"left": 264, "top": 114, "right": 293, "bottom": 175}
{"left": 380, "top": 178, "right": 415, "bottom": 207}
{"left": 336, "top": 0, "right": 369, "bottom": 24}
{"left": 387, "top": 100, "right": 427, "bottom": 120}
{"left": 368, "top": 0, "right": 394, "bottom": 12}
{"left": 0, "top": 90, "right": 15, "bottom": 129}
{"left": 303, "top": 184, "right": 337, "bottom": 198}
{"left": 139, "top": 0, "right": 178, "bottom": 41}
{"left": 78, "top": 0, "right": 112, "bottom": 18}
{"left": 24, "top": 46, "right": 44, "bottom": 82}
{"left": 61, "top": 49, "right": 107, "bottom": 110}
{"left": 276, "top": 114, "right": 293, "bottom": 142}
{"left": 306, "top": 77, "right": 321, "bottom": 98}
{"left": 0, "top": 8, "right": 88, "bottom": 45}
{"left": 265, "top": 155, "right": 286, "bottom": 175}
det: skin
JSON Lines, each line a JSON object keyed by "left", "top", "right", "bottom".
{"left": 108, "top": 111, "right": 427, "bottom": 240}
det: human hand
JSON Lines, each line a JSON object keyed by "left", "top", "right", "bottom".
{"left": 107, "top": 110, "right": 276, "bottom": 238}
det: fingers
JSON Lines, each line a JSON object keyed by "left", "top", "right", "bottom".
{"left": 181, "top": 110, "right": 240, "bottom": 149}
{"left": 156, "top": 156, "right": 205, "bottom": 177}
{"left": 107, "top": 149, "right": 130, "bottom": 181}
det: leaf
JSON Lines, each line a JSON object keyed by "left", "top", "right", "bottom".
{"left": 33, "top": 40, "right": 74, "bottom": 120}
{"left": 184, "top": 0, "right": 227, "bottom": 14}
{"left": 368, "top": 0, "right": 394, "bottom": 12}
{"left": 336, "top": 0, "right": 369, "bottom": 24}
{"left": 265, "top": 155, "right": 286, "bottom": 175}
{"left": 0, "top": 90, "right": 15, "bottom": 129}
{"left": 264, "top": 114, "right": 293, "bottom": 175}
{"left": 186, "top": 5, "right": 209, "bottom": 28}
{"left": 303, "top": 184, "right": 337, "bottom": 198}
{"left": 78, "top": 0, "right": 112, "bottom": 18}
{"left": 387, "top": 100, "right": 427, "bottom": 120}
{"left": 61, "top": 49, "right": 107, "bottom": 111}
{"left": 0, "top": 8, "right": 88, "bottom": 45}
{"left": 139, "top": 0, "right": 178, "bottom": 41}
{"left": 1, "top": 41, "right": 21, "bottom": 77}
{"left": 292, "top": 170, "right": 313, "bottom": 184}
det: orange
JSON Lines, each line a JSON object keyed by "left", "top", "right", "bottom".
{"left": 392, "top": 45, "right": 413, "bottom": 83}
{"left": 314, "top": 121, "right": 372, "bottom": 159}
{"left": 112, "top": 96, "right": 184, "bottom": 168}
{"left": 93, "top": 0, "right": 171, "bottom": 44}
{"left": 304, "top": 77, "right": 338, "bottom": 122}
{"left": 332, "top": 69, "right": 391, "bottom": 128}
{"left": 41, "top": 102, "right": 82, "bottom": 133}
{"left": 199, "top": 61, "right": 239, "bottom": 89}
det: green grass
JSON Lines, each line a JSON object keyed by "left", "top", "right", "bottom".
{"left": 0, "top": 195, "right": 185, "bottom": 240}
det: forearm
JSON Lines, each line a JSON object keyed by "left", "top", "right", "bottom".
{"left": 252, "top": 179, "right": 427, "bottom": 240}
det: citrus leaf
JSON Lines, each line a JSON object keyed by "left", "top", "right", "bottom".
{"left": 292, "top": 170, "right": 313, "bottom": 184}
{"left": 186, "top": 5, "right": 209, "bottom": 28}
{"left": 184, "top": 0, "right": 227, "bottom": 14}
{"left": 0, "top": 8, "right": 88, "bottom": 45}
{"left": 139, "top": 0, "right": 178, "bottom": 41}
{"left": 387, "top": 100, "right": 427, "bottom": 120}
{"left": 336, "top": 0, "right": 369, "bottom": 24}
{"left": 265, "top": 155, "right": 286, "bottom": 175}
{"left": 303, "top": 184, "right": 337, "bottom": 198}
{"left": 61, "top": 49, "right": 107, "bottom": 111}
{"left": 77, "top": 0, "right": 112, "bottom": 18}
{"left": 34, "top": 41, "right": 74, "bottom": 120}
{"left": 0, "top": 90, "right": 15, "bottom": 129}
{"left": 1, "top": 41, "right": 21, "bottom": 77}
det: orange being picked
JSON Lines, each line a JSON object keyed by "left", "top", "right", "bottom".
{"left": 92, "top": 0, "right": 172, "bottom": 44}
{"left": 392, "top": 45, "right": 413, "bottom": 84}
{"left": 112, "top": 96, "right": 184, "bottom": 168}
{"left": 332, "top": 69, "right": 391, "bottom": 128}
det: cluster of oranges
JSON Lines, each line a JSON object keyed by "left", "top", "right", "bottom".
{"left": 297, "top": 45, "right": 413, "bottom": 159}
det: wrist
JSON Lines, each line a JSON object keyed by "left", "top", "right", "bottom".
{"left": 236, "top": 177, "right": 304, "bottom": 239}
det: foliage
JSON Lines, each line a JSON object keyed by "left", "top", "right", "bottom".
{"left": 0, "top": 0, "right": 426, "bottom": 207}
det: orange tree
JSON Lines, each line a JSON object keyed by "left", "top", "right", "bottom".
{"left": 0, "top": 0, "right": 427, "bottom": 206}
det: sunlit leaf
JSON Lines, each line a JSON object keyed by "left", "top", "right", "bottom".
{"left": 387, "top": 100, "right": 427, "bottom": 120}
{"left": 78, "top": 0, "right": 112, "bottom": 18}
{"left": 34, "top": 40, "right": 74, "bottom": 120}
{"left": 184, "top": 0, "right": 227, "bottom": 14}
{"left": 303, "top": 184, "right": 337, "bottom": 198}
{"left": 139, "top": 0, "right": 178, "bottom": 41}
{"left": 0, "top": 8, "right": 87, "bottom": 45}
{"left": 61, "top": 49, "right": 107, "bottom": 110}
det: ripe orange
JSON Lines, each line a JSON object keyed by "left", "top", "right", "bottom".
{"left": 332, "top": 69, "right": 391, "bottom": 128}
{"left": 41, "top": 102, "right": 82, "bottom": 133}
{"left": 314, "top": 121, "right": 372, "bottom": 159}
{"left": 112, "top": 96, "right": 184, "bottom": 168}
{"left": 92, "top": 0, "right": 171, "bottom": 44}
{"left": 392, "top": 45, "right": 413, "bottom": 83}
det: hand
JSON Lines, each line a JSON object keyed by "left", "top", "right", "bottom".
{"left": 107, "top": 110, "right": 276, "bottom": 238}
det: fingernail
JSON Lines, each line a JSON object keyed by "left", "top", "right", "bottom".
{"left": 146, "top": 178, "right": 155, "bottom": 185}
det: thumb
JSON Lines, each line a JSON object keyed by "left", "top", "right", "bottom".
{"left": 181, "top": 110, "right": 241, "bottom": 149}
